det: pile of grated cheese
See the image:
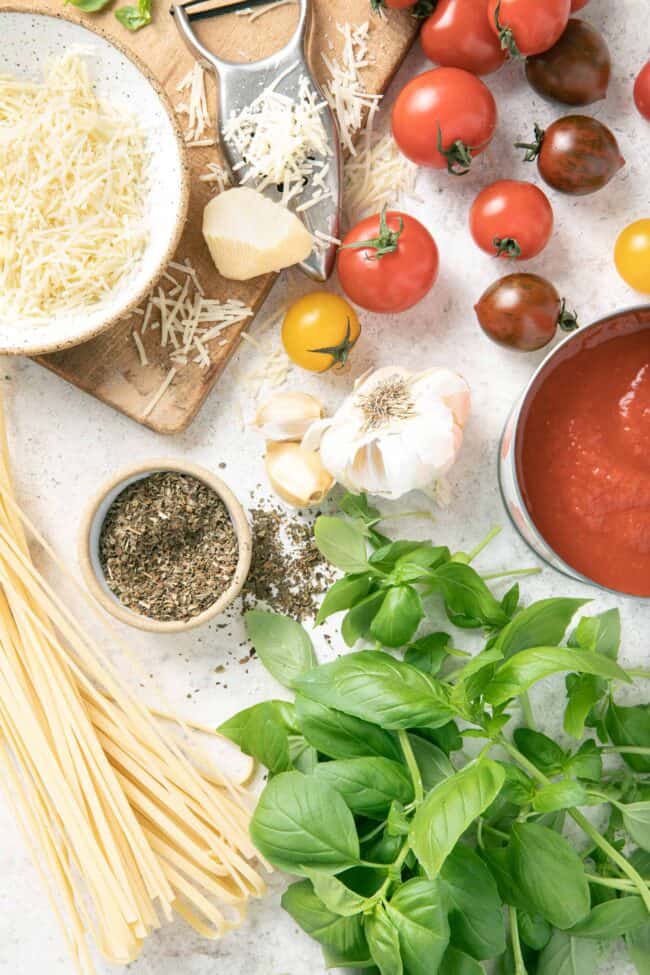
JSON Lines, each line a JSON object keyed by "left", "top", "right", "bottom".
{"left": 175, "top": 63, "right": 216, "bottom": 148}
{"left": 129, "top": 259, "right": 253, "bottom": 417}
{"left": 0, "top": 51, "right": 149, "bottom": 323}
{"left": 344, "top": 127, "right": 419, "bottom": 222}
{"left": 322, "top": 21, "right": 382, "bottom": 156}
{"left": 223, "top": 67, "right": 333, "bottom": 208}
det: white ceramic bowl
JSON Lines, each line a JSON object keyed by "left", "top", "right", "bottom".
{"left": 0, "top": 7, "right": 190, "bottom": 355}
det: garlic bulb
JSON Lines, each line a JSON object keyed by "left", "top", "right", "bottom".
{"left": 255, "top": 392, "right": 324, "bottom": 442}
{"left": 265, "top": 442, "right": 334, "bottom": 508}
{"left": 303, "top": 366, "right": 471, "bottom": 501}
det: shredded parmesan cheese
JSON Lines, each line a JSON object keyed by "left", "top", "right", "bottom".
{"left": 344, "top": 126, "right": 420, "bottom": 222}
{"left": 322, "top": 22, "right": 382, "bottom": 155}
{"left": 223, "top": 70, "right": 332, "bottom": 206}
{"left": 0, "top": 52, "right": 149, "bottom": 323}
{"left": 175, "top": 63, "right": 212, "bottom": 144}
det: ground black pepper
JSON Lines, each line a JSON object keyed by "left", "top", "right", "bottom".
{"left": 99, "top": 472, "right": 238, "bottom": 623}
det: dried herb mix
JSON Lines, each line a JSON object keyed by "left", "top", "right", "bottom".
{"left": 99, "top": 472, "right": 239, "bottom": 622}
{"left": 242, "top": 503, "right": 335, "bottom": 621}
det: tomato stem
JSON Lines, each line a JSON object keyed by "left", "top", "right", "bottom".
{"left": 558, "top": 300, "right": 579, "bottom": 333}
{"left": 339, "top": 203, "right": 404, "bottom": 259}
{"left": 308, "top": 319, "right": 358, "bottom": 368}
{"left": 411, "top": 0, "right": 437, "bottom": 17}
{"left": 493, "top": 236, "right": 522, "bottom": 259}
{"left": 515, "top": 124, "right": 545, "bottom": 162}
{"left": 436, "top": 125, "right": 474, "bottom": 176}
{"left": 494, "top": 0, "right": 523, "bottom": 60}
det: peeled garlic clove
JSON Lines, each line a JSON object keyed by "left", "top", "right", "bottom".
{"left": 265, "top": 442, "right": 334, "bottom": 508}
{"left": 202, "top": 187, "right": 313, "bottom": 281}
{"left": 255, "top": 392, "right": 324, "bottom": 443}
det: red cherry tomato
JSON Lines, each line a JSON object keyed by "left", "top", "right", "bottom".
{"left": 469, "top": 180, "right": 554, "bottom": 260}
{"left": 634, "top": 62, "right": 650, "bottom": 121}
{"left": 487, "top": 0, "right": 571, "bottom": 57}
{"left": 570, "top": 0, "right": 589, "bottom": 8}
{"left": 421, "top": 0, "right": 507, "bottom": 76}
{"left": 337, "top": 208, "right": 439, "bottom": 314}
{"left": 392, "top": 67, "right": 498, "bottom": 172}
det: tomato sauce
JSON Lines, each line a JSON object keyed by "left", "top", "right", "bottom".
{"left": 517, "top": 316, "right": 650, "bottom": 597}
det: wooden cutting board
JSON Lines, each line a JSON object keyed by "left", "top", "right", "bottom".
{"left": 30, "top": 0, "right": 418, "bottom": 434}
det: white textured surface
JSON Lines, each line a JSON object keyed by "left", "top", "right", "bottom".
{"left": 1, "top": 0, "right": 649, "bottom": 972}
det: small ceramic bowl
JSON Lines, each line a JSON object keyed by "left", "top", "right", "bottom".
{"left": 0, "top": 7, "right": 189, "bottom": 355}
{"left": 79, "top": 459, "right": 252, "bottom": 633}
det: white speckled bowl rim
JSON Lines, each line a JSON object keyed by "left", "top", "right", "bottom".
{"left": 0, "top": 6, "right": 191, "bottom": 356}
{"left": 78, "top": 459, "right": 253, "bottom": 634}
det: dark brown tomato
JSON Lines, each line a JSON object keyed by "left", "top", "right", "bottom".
{"left": 518, "top": 116, "right": 625, "bottom": 195}
{"left": 526, "top": 19, "right": 611, "bottom": 105}
{"left": 475, "top": 273, "right": 571, "bottom": 350}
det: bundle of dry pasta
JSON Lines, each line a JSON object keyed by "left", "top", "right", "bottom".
{"left": 0, "top": 400, "right": 265, "bottom": 974}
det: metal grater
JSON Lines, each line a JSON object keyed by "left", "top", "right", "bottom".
{"left": 171, "top": 0, "right": 343, "bottom": 281}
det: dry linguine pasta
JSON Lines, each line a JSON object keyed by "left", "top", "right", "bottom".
{"left": 0, "top": 395, "right": 265, "bottom": 974}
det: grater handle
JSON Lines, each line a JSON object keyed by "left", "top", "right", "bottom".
{"left": 171, "top": 0, "right": 309, "bottom": 73}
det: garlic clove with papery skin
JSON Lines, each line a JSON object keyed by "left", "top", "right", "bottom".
{"left": 265, "top": 442, "right": 334, "bottom": 508}
{"left": 255, "top": 392, "right": 324, "bottom": 442}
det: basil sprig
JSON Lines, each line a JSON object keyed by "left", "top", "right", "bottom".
{"left": 219, "top": 494, "right": 650, "bottom": 975}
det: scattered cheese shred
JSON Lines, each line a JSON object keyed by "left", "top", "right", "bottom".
{"left": 344, "top": 127, "right": 419, "bottom": 222}
{"left": 223, "top": 69, "right": 332, "bottom": 206}
{"left": 0, "top": 51, "right": 149, "bottom": 322}
{"left": 175, "top": 63, "right": 212, "bottom": 144}
{"left": 322, "top": 22, "right": 382, "bottom": 155}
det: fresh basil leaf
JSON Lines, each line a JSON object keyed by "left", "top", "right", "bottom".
{"left": 513, "top": 728, "right": 565, "bottom": 774}
{"left": 289, "top": 735, "right": 318, "bottom": 773}
{"left": 412, "top": 721, "right": 463, "bottom": 753}
{"left": 316, "top": 573, "right": 373, "bottom": 624}
{"left": 313, "top": 757, "right": 414, "bottom": 818}
{"left": 509, "top": 823, "right": 590, "bottom": 929}
{"left": 218, "top": 701, "right": 294, "bottom": 774}
{"left": 370, "top": 540, "right": 439, "bottom": 572}
{"left": 500, "top": 583, "right": 520, "bottom": 619}
{"left": 630, "top": 848, "right": 650, "bottom": 878}
{"left": 518, "top": 911, "right": 552, "bottom": 951}
{"left": 606, "top": 702, "right": 650, "bottom": 773}
{"left": 565, "top": 740, "right": 603, "bottom": 782}
{"left": 440, "top": 845, "right": 506, "bottom": 960}
{"left": 483, "top": 763, "right": 534, "bottom": 827}
{"left": 342, "top": 590, "right": 386, "bottom": 647}
{"left": 450, "top": 648, "right": 504, "bottom": 693}
{"left": 441, "top": 945, "right": 486, "bottom": 975}
{"left": 386, "top": 878, "right": 450, "bottom": 975}
{"left": 433, "top": 562, "right": 508, "bottom": 629}
{"left": 485, "top": 647, "right": 630, "bottom": 708}
{"left": 303, "top": 868, "right": 380, "bottom": 917}
{"left": 251, "top": 771, "right": 360, "bottom": 874}
{"left": 493, "top": 598, "right": 588, "bottom": 658}
{"left": 362, "top": 830, "right": 403, "bottom": 866}
{"left": 67, "top": 0, "right": 111, "bottom": 9}
{"left": 245, "top": 610, "right": 316, "bottom": 688}
{"left": 411, "top": 760, "right": 505, "bottom": 879}
{"left": 387, "top": 801, "right": 411, "bottom": 837}
{"left": 569, "top": 896, "right": 647, "bottom": 940}
{"left": 627, "top": 922, "right": 650, "bottom": 975}
{"left": 339, "top": 492, "right": 381, "bottom": 525}
{"left": 370, "top": 585, "right": 424, "bottom": 648}
{"left": 282, "top": 880, "right": 371, "bottom": 965}
{"left": 564, "top": 674, "right": 607, "bottom": 740}
{"left": 532, "top": 780, "right": 589, "bottom": 814}
{"left": 365, "top": 904, "right": 403, "bottom": 975}
{"left": 295, "top": 695, "right": 401, "bottom": 761}
{"left": 405, "top": 633, "right": 451, "bottom": 675}
{"left": 569, "top": 609, "right": 621, "bottom": 658}
{"left": 620, "top": 801, "right": 650, "bottom": 851}
{"left": 407, "top": 733, "right": 454, "bottom": 791}
{"left": 315, "top": 516, "right": 370, "bottom": 573}
{"left": 114, "top": 0, "right": 151, "bottom": 29}
{"left": 536, "top": 930, "right": 599, "bottom": 975}
{"left": 294, "top": 651, "right": 455, "bottom": 730}
{"left": 395, "top": 544, "right": 450, "bottom": 570}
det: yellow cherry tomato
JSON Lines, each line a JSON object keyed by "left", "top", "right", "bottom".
{"left": 282, "top": 292, "right": 361, "bottom": 373}
{"left": 614, "top": 219, "right": 650, "bottom": 294}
